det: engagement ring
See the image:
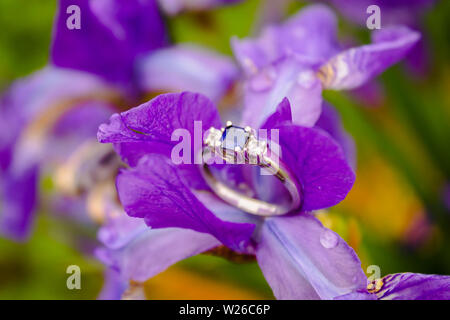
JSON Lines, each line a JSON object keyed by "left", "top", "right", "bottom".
{"left": 199, "top": 121, "right": 301, "bottom": 217}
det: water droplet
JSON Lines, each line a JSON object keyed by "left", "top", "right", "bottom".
{"left": 320, "top": 229, "right": 339, "bottom": 249}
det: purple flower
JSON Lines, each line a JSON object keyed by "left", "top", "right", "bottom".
{"left": 98, "top": 91, "right": 368, "bottom": 299}
{"left": 0, "top": 0, "right": 237, "bottom": 242}
{"left": 231, "top": 4, "right": 420, "bottom": 128}
{"left": 326, "top": 0, "right": 435, "bottom": 74}
{"left": 0, "top": 67, "right": 116, "bottom": 240}
{"left": 158, "top": 0, "right": 243, "bottom": 16}
{"left": 336, "top": 273, "right": 450, "bottom": 300}
{"left": 52, "top": 0, "right": 239, "bottom": 91}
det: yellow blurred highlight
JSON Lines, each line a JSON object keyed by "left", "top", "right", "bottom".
{"left": 339, "top": 155, "right": 425, "bottom": 242}
{"left": 141, "top": 267, "right": 267, "bottom": 300}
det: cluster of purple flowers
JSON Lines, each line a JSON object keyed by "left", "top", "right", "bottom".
{"left": 0, "top": 0, "right": 449, "bottom": 300}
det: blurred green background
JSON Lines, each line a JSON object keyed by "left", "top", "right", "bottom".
{"left": 0, "top": 0, "right": 449, "bottom": 299}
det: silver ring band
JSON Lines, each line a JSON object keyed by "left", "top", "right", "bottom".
{"left": 198, "top": 122, "right": 301, "bottom": 217}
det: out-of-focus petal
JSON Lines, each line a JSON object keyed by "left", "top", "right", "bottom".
{"left": 136, "top": 45, "right": 238, "bottom": 102}
{"left": 319, "top": 26, "right": 420, "bottom": 90}
{"left": 97, "top": 269, "right": 127, "bottom": 300}
{"left": 334, "top": 291, "right": 376, "bottom": 300}
{"left": 242, "top": 59, "right": 322, "bottom": 129}
{"left": 158, "top": 0, "right": 242, "bottom": 16}
{"left": 231, "top": 29, "right": 277, "bottom": 76}
{"left": 376, "top": 273, "right": 450, "bottom": 300}
{"left": 231, "top": 4, "right": 340, "bottom": 75}
{"left": 0, "top": 166, "right": 38, "bottom": 241}
{"left": 98, "top": 223, "right": 220, "bottom": 283}
{"left": 256, "top": 214, "right": 366, "bottom": 299}
{"left": 0, "top": 67, "right": 115, "bottom": 240}
{"left": 97, "top": 196, "right": 222, "bottom": 283}
{"left": 0, "top": 67, "right": 112, "bottom": 169}
{"left": 278, "top": 125, "right": 355, "bottom": 211}
{"left": 328, "top": 0, "right": 435, "bottom": 26}
{"left": 279, "top": 4, "right": 340, "bottom": 62}
{"left": 51, "top": 0, "right": 167, "bottom": 85}
{"left": 98, "top": 211, "right": 148, "bottom": 250}
{"left": 116, "top": 154, "right": 255, "bottom": 251}
{"left": 98, "top": 92, "right": 221, "bottom": 166}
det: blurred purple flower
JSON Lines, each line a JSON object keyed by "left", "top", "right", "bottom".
{"left": 97, "top": 91, "right": 368, "bottom": 299}
{"left": 0, "top": 68, "right": 116, "bottom": 240}
{"left": 158, "top": 0, "right": 243, "bottom": 16}
{"left": 231, "top": 4, "right": 420, "bottom": 128}
{"left": 0, "top": 0, "right": 238, "bottom": 243}
{"left": 52, "top": 0, "right": 167, "bottom": 88}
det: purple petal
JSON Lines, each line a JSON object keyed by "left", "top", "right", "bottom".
{"left": 98, "top": 92, "right": 221, "bottom": 166}
{"left": 315, "top": 103, "right": 356, "bottom": 169}
{"left": 328, "top": 0, "right": 435, "bottom": 26}
{"left": 116, "top": 154, "right": 255, "bottom": 251}
{"left": 136, "top": 45, "right": 238, "bottom": 103}
{"left": 0, "top": 67, "right": 114, "bottom": 240}
{"left": 256, "top": 214, "right": 367, "bottom": 299}
{"left": 252, "top": 98, "right": 293, "bottom": 204}
{"left": 260, "top": 98, "right": 292, "bottom": 129}
{"left": 319, "top": 26, "right": 420, "bottom": 90}
{"left": 194, "top": 191, "right": 262, "bottom": 229}
{"left": 97, "top": 226, "right": 220, "bottom": 283}
{"left": 0, "top": 166, "right": 38, "bottom": 241}
{"left": 231, "top": 4, "right": 340, "bottom": 75}
{"left": 51, "top": 0, "right": 167, "bottom": 85}
{"left": 404, "top": 33, "right": 430, "bottom": 76}
{"left": 98, "top": 211, "right": 148, "bottom": 250}
{"left": 158, "top": 0, "right": 242, "bottom": 16}
{"left": 376, "top": 273, "right": 450, "bottom": 300}
{"left": 279, "top": 4, "right": 340, "bottom": 62}
{"left": 278, "top": 125, "right": 355, "bottom": 211}
{"left": 0, "top": 67, "right": 110, "bottom": 169}
{"left": 1, "top": 99, "right": 114, "bottom": 241}
{"left": 13, "top": 99, "right": 115, "bottom": 192}
{"left": 97, "top": 269, "right": 127, "bottom": 300}
{"left": 231, "top": 28, "right": 278, "bottom": 76}
{"left": 242, "top": 58, "right": 322, "bottom": 129}
{"left": 334, "top": 291, "right": 376, "bottom": 300}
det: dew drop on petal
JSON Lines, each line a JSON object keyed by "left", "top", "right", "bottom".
{"left": 320, "top": 229, "right": 339, "bottom": 249}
